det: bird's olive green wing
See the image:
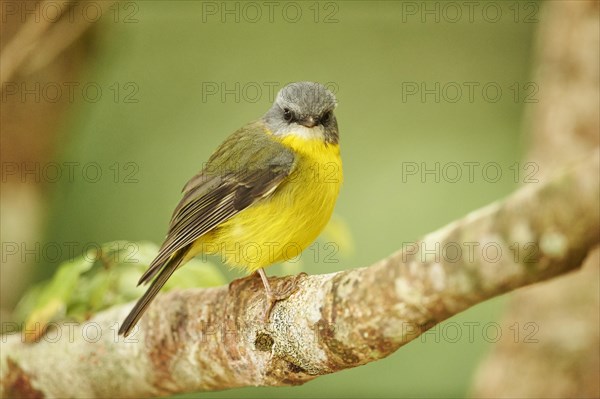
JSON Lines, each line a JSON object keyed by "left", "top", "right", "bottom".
{"left": 138, "top": 124, "right": 296, "bottom": 285}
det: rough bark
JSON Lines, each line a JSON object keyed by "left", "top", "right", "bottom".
{"left": 470, "top": 1, "right": 600, "bottom": 397}
{"left": 1, "top": 151, "right": 598, "bottom": 399}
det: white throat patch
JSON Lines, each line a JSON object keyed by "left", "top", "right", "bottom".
{"left": 282, "top": 124, "right": 325, "bottom": 141}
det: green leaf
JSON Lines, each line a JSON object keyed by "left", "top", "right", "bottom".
{"left": 15, "top": 241, "right": 227, "bottom": 334}
{"left": 163, "top": 257, "right": 226, "bottom": 290}
{"left": 21, "top": 255, "right": 95, "bottom": 341}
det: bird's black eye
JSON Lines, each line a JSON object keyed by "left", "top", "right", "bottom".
{"left": 321, "top": 111, "right": 332, "bottom": 124}
{"left": 283, "top": 108, "right": 293, "bottom": 122}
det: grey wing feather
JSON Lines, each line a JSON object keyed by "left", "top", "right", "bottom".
{"left": 137, "top": 142, "right": 295, "bottom": 285}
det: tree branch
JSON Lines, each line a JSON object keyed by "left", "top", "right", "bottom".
{"left": 0, "top": 0, "right": 115, "bottom": 92}
{"left": 1, "top": 151, "right": 598, "bottom": 399}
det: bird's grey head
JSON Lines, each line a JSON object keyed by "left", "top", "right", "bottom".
{"left": 263, "top": 82, "right": 339, "bottom": 144}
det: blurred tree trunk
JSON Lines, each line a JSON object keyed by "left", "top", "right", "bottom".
{"left": 0, "top": 0, "right": 104, "bottom": 315}
{"left": 470, "top": 1, "right": 600, "bottom": 398}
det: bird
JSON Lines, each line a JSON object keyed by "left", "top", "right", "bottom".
{"left": 119, "top": 81, "right": 343, "bottom": 337}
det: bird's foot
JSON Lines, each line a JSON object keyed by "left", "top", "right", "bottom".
{"left": 228, "top": 270, "right": 261, "bottom": 291}
{"left": 272, "top": 272, "right": 307, "bottom": 301}
{"left": 259, "top": 270, "right": 307, "bottom": 322}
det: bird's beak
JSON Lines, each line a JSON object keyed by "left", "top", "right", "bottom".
{"left": 299, "top": 116, "right": 317, "bottom": 128}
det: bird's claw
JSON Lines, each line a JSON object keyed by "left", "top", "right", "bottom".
{"left": 262, "top": 272, "right": 307, "bottom": 322}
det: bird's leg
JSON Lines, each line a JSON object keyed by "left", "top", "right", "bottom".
{"left": 257, "top": 268, "right": 277, "bottom": 322}
{"left": 257, "top": 268, "right": 306, "bottom": 322}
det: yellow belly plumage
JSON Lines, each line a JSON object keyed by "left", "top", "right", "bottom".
{"left": 187, "top": 133, "right": 343, "bottom": 273}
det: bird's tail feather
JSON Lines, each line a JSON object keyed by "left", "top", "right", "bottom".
{"left": 118, "top": 249, "right": 187, "bottom": 337}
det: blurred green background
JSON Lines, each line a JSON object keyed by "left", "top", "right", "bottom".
{"left": 40, "top": 1, "right": 537, "bottom": 397}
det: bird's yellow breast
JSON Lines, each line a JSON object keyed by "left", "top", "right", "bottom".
{"left": 194, "top": 133, "right": 343, "bottom": 273}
